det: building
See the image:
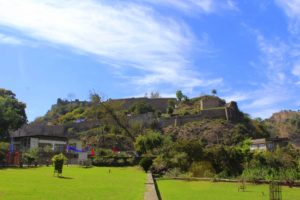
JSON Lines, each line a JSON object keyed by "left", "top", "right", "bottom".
{"left": 250, "top": 137, "right": 289, "bottom": 151}
{"left": 11, "top": 124, "right": 82, "bottom": 153}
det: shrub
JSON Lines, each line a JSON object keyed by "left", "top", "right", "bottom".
{"left": 139, "top": 157, "right": 153, "bottom": 172}
{"left": 0, "top": 142, "right": 9, "bottom": 163}
{"left": 52, "top": 153, "right": 68, "bottom": 175}
{"left": 170, "top": 152, "right": 189, "bottom": 171}
{"left": 152, "top": 156, "right": 168, "bottom": 175}
{"left": 241, "top": 167, "right": 300, "bottom": 182}
{"left": 277, "top": 168, "right": 300, "bottom": 182}
{"left": 134, "top": 131, "right": 164, "bottom": 154}
{"left": 23, "top": 148, "right": 39, "bottom": 166}
{"left": 189, "top": 161, "right": 215, "bottom": 178}
{"left": 241, "top": 167, "right": 269, "bottom": 182}
{"left": 165, "top": 168, "right": 182, "bottom": 177}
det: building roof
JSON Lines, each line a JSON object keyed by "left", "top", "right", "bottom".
{"left": 251, "top": 138, "right": 266, "bottom": 145}
{"left": 11, "top": 120, "right": 101, "bottom": 139}
{"left": 11, "top": 124, "right": 68, "bottom": 138}
{"left": 251, "top": 137, "right": 289, "bottom": 145}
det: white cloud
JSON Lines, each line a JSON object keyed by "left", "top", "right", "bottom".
{"left": 0, "top": 33, "right": 22, "bottom": 45}
{"left": 256, "top": 33, "right": 289, "bottom": 84}
{"left": 228, "top": 29, "right": 296, "bottom": 119}
{"left": 275, "top": 0, "right": 300, "bottom": 33}
{"left": 292, "top": 64, "right": 300, "bottom": 76}
{"left": 223, "top": 92, "right": 250, "bottom": 102}
{"left": 139, "top": 0, "right": 238, "bottom": 14}
{"left": 275, "top": 0, "right": 300, "bottom": 18}
{"left": 0, "top": 0, "right": 222, "bottom": 91}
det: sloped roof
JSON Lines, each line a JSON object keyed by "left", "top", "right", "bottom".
{"left": 11, "top": 124, "right": 68, "bottom": 138}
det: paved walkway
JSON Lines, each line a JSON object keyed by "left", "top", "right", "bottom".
{"left": 144, "top": 173, "right": 159, "bottom": 200}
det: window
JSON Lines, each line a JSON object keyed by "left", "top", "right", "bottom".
{"left": 54, "top": 144, "right": 66, "bottom": 152}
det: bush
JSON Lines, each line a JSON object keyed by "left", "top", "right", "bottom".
{"left": 130, "top": 102, "right": 154, "bottom": 114}
{"left": 165, "top": 168, "right": 182, "bottom": 177}
{"left": 134, "top": 131, "right": 164, "bottom": 154}
{"left": 0, "top": 142, "right": 9, "bottom": 163}
{"left": 152, "top": 156, "right": 168, "bottom": 175}
{"left": 139, "top": 157, "right": 153, "bottom": 172}
{"left": 277, "top": 168, "right": 300, "bottom": 182}
{"left": 241, "top": 167, "right": 300, "bottom": 182}
{"left": 80, "top": 159, "right": 92, "bottom": 168}
{"left": 52, "top": 153, "right": 68, "bottom": 175}
{"left": 23, "top": 148, "right": 39, "bottom": 166}
{"left": 242, "top": 167, "right": 270, "bottom": 182}
{"left": 189, "top": 161, "right": 215, "bottom": 178}
{"left": 170, "top": 152, "right": 189, "bottom": 171}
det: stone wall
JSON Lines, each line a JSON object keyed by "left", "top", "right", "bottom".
{"left": 127, "top": 113, "right": 156, "bottom": 126}
{"left": 159, "top": 108, "right": 227, "bottom": 127}
{"left": 200, "top": 96, "right": 226, "bottom": 110}
{"left": 108, "top": 97, "right": 176, "bottom": 113}
{"left": 128, "top": 102, "right": 240, "bottom": 128}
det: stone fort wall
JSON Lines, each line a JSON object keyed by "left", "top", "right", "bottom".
{"left": 128, "top": 101, "right": 240, "bottom": 128}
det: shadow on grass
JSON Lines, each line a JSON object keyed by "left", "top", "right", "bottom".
{"left": 0, "top": 166, "right": 43, "bottom": 170}
{"left": 57, "top": 176, "right": 74, "bottom": 180}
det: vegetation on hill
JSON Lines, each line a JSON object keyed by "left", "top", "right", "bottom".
{"left": 265, "top": 111, "right": 300, "bottom": 147}
{"left": 163, "top": 117, "right": 269, "bottom": 146}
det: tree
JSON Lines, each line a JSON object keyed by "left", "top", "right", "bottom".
{"left": 130, "top": 102, "right": 154, "bottom": 114}
{"left": 89, "top": 92, "right": 101, "bottom": 104}
{"left": 134, "top": 131, "right": 164, "bottom": 154}
{"left": 0, "top": 88, "right": 27, "bottom": 139}
{"left": 139, "top": 157, "right": 153, "bottom": 172}
{"left": 150, "top": 91, "right": 160, "bottom": 99}
{"left": 211, "top": 89, "right": 217, "bottom": 96}
{"left": 176, "top": 90, "right": 184, "bottom": 101}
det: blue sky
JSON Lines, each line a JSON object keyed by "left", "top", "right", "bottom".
{"left": 0, "top": 0, "right": 300, "bottom": 121}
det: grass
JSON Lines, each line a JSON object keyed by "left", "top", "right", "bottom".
{"left": 156, "top": 179, "right": 300, "bottom": 200}
{"left": 0, "top": 166, "right": 146, "bottom": 200}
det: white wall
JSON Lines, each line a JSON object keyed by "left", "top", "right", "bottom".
{"left": 30, "top": 138, "right": 39, "bottom": 149}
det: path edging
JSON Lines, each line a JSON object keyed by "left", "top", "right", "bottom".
{"left": 144, "top": 173, "right": 161, "bottom": 200}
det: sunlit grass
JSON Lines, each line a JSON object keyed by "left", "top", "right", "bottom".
{"left": 0, "top": 166, "right": 146, "bottom": 200}
{"left": 157, "top": 179, "right": 300, "bottom": 200}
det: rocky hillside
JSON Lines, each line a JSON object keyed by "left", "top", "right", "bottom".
{"left": 163, "top": 117, "right": 269, "bottom": 146}
{"left": 265, "top": 111, "right": 300, "bottom": 147}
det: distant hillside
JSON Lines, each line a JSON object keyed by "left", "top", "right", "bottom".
{"left": 163, "top": 117, "right": 269, "bottom": 146}
{"left": 26, "top": 95, "right": 274, "bottom": 150}
{"left": 35, "top": 97, "right": 175, "bottom": 125}
{"left": 265, "top": 111, "right": 300, "bottom": 147}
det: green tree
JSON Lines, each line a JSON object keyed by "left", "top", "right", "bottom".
{"left": 211, "top": 89, "right": 217, "bottom": 96}
{"left": 134, "top": 131, "right": 164, "bottom": 154}
{"left": 89, "top": 92, "right": 101, "bottom": 104}
{"left": 0, "top": 88, "right": 27, "bottom": 139}
{"left": 176, "top": 90, "right": 183, "bottom": 101}
{"left": 130, "top": 102, "right": 154, "bottom": 114}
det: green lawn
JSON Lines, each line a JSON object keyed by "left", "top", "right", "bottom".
{"left": 0, "top": 166, "right": 146, "bottom": 200}
{"left": 157, "top": 179, "right": 300, "bottom": 200}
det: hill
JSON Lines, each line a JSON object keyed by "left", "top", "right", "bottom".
{"left": 265, "top": 110, "right": 300, "bottom": 147}
{"left": 23, "top": 95, "right": 273, "bottom": 149}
